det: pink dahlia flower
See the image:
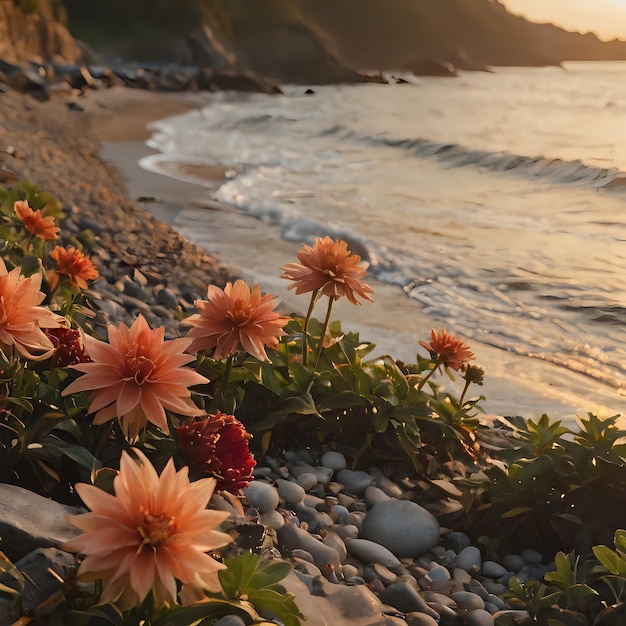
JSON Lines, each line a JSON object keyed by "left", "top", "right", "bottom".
{"left": 64, "top": 448, "right": 232, "bottom": 609}
{"left": 62, "top": 315, "right": 208, "bottom": 441}
{"left": 0, "top": 258, "right": 63, "bottom": 359}
{"left": 185, "top": 280, "right": 289, "bottom": 361}
{"left": 280, "top": 236, "right": 374, "bottom": 305}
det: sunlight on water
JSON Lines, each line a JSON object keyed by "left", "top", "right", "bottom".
{"left": 143, "top": 62, "right": 626, "bottom": 420}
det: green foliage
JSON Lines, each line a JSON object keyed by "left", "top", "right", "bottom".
{"left": 460, "top": 412, "right": 626, "bottom": 558}
{"left": 500, "top": 532, "right": 626, "bottom": 625}
{"left": 193, "top": 314, "right": 486, "bottom": 477}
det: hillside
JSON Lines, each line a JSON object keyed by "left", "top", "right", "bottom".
{"left": 5, "top": 0, "right": 626, "bottom": 82}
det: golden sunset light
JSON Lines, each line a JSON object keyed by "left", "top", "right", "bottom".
{"left": 503, "top": 0, "right": 626, "bottom": 40}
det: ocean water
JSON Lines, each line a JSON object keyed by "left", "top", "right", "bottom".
{"left": 141, "top": 61, "right": 626, "bottom": 420}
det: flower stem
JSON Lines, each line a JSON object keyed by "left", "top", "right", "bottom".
{"left": 416, "top": 356, "right": 444, "bottom": 392}
{"left": 219, "top": 355, "right": 234, "bottom": 411}
{"left": 312, "top": 296, "right": 334, "bottom": 373}
{"left": 302, "top": 289, "right": 320, "bottom": 366}
{"left": 457, "top": 377, "right": 471, "bottom": 408}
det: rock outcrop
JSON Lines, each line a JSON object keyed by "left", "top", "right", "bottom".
{"left": 0, "top": 0, "right": 82, "bottom": 64}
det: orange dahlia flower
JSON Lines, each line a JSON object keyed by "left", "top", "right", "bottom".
{"left": 0, "top": 258, "right": 63, "bottom": 359}
{"left": 14, "top": 200, "right": 59, "bottom": 241}
{"left": 64, "top": 448, "right": 232, "bottom": 609}
{"left": 62, "top": 315, "right": 208, "bottom": 441}
{"left": 419, "top": 328, "right": 475, "bottom": 372}
{"left": 186, "top": 280, "right": 289, "bottom": 361}
{"left": 50, "top": 245, "right": 99, "bottom": 289}
{"left": 280, "top": 236, "right": 374, "bottom": 305}
{"left": 177, "top": 412, "right": 256, "bottom": 494}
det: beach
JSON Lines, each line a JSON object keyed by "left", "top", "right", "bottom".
{"left": 93, "top": 85, "right": 623, "bottom": 424}
{"left": 0, "top": 83, "right": 619, "bottom": 422}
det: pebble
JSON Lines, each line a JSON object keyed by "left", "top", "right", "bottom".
{"left": 466, "top": 608, "right": 495, "bottom": 626}
{"left": 450, "top": 591, "right": 485, "bottom": 611}
{"left": 361, "top": 500, "right": 440, "bottom": 558}
{"left": 482, "top": 560, "right": 509, "bottom": 579}
{"left": 296, "top": 472, "right": 318, "bottom": 490}
{"left": 345, "top": 538, "right": 401, "bottom": 569}
{"left": 520, "top": 548, "right": 543, "bottom": 564}
{"left": 379, "top": 582, "right": 440, "bottom": 618}
{"left": 337, "top": 469, "right": 372, "bottom": 495}
{"left": 405, "top": 613, "right": 439, "bottom": 626}
{"left": 364, "top": 485, "right": 390, "bottom": 507}
{"left": 243, "top": 481, "right": 280, "bottom": 514}
{"left": 276, "top": 478, "right": 306, "bottom": 505}
{"left": 321, "top": 451, "right": 347, "bottom": 471}
{"left": 456, "top": 545, "right": 482, "bottom": 572}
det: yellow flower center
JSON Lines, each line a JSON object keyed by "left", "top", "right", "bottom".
{"left": 138, "top": 511, "right": 176, "bottom": 548}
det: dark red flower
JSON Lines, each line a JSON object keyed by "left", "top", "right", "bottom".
{"left": 45, "top": 327, "right": 92, "bottom": 367}
{"left": 177, "top": 412, "right": 256, "bottom": 494}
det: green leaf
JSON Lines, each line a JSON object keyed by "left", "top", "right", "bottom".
{"left": 593, "top": 545, "right": 626, "bottom": 576}
{"left": 247, "top": 588, "right": 304, "bottom": 626}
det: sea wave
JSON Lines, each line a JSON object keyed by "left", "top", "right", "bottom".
{"left": 319, "top": 125, "right": 625, "bottom": 188}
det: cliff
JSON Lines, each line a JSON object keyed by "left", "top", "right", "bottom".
{"left": 0, "top": 0, "right": 81, "bottom": 64}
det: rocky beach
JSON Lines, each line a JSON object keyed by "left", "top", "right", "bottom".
{"left": 3, "top": 1, "right": 626, "bottom": 623}
{"left": 0, "top": 82, "right": 532, "bottom": 626}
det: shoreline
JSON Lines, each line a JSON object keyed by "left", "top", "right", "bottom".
{"left": 90, "top": 88, "right": 623, "bottom": 424}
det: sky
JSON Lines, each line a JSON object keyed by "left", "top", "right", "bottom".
{"left": 502, "top": 0, "right": 626, "bottom": 40}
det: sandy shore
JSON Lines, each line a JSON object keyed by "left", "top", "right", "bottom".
{"left": 75, "top": 86, "right": 623, "bottom": 424}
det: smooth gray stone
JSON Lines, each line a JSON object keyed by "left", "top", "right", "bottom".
{"left": 260, "top": 509, "right": 285, "bottom": 530}
{"left": 243, "top": 481, "right": 279, "bottom": 514}
{"left": 450, "top": 591, "right": 486, "bottom": 611}
{"left": 406, "top": 613, "right": 440, "bottom": 626}
{"left": 466, "top": 608, "right": 495, "bottom": 626}
{"left": 313, "top": 465, "right": 334, "bottom": 484}
{"left": 276, "top": 478, "right": 306, "bottom": 505}
{"left": 445, "top": 531, "right": 471, "bottom": 553}
{"left": 482, "top": 560, "right": 509, "bottom": 579}
{"left": 0, "top": 548, "right": 77, "bottom": 620}
{"left": 345, "top": 538, "right": 401, "bottom": 569}
{"left": 320, "top": 451, "right": 347, "bottom": 471}
{"left": 277, "top": 521, "right": 341, "bottom": 573}
{"left": 379, "top": 581, "right": 439, "bottom": 618}
{"left": 296, "top": 472, "right": 318, "bottom": 490}
{"left": 337, "top": 469, "right": 372, "bottom": 495}
{"left": 520, "top": 548, "right": 543, "bottom": 564}
{"left": 501, "top": 554, "right": 525, "bottom": 572}
{"left": 455, "top": 545, "right": 482, "bottom": 572}
{"left": 323, "top": 529, "right": 348, "bottom": 563}
{"left": 0, "top": 484, "right": 83, "bottom": 561}
{"left": 428, "top": 564, "right": 451, "bottom": 581}
{"left": 364, "top": 485, "right": 390, "bottom": 507}
{"left": 361, "top": 499, "right": 440, "bottom": 558}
